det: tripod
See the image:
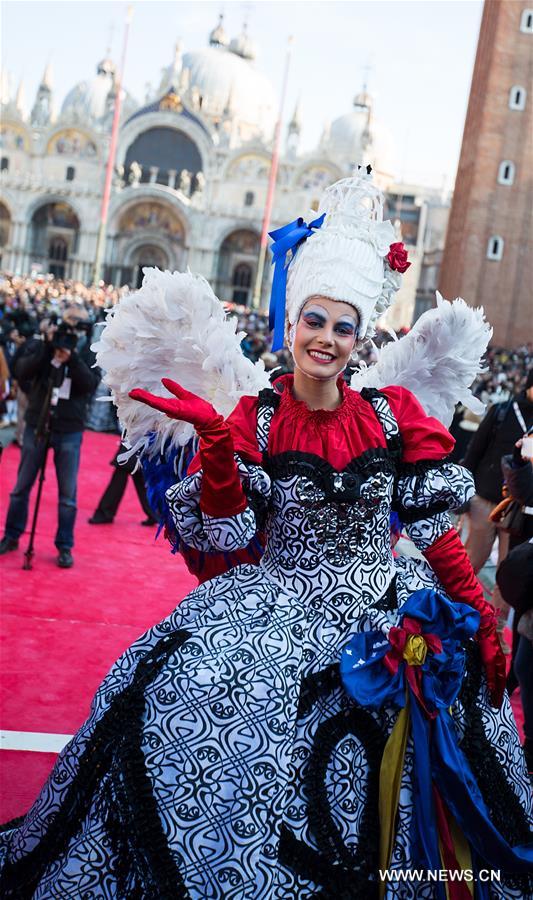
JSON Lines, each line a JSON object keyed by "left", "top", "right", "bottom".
{"left": 22, "top": 376, "right": 56, "bottom": 571}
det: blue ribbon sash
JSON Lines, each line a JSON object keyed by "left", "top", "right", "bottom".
{"left": 268, "top": 213, "right": 325, "bottom": 351}
{"left": 340, "top": 589, "right": 533, "bottom": 881}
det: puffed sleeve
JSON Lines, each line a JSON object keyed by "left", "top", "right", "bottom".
{"left": 165, "top": 395, "right": 271, "bottom": 554}
{"left": 383, "top": 386, "right": 475, "bottom": 550}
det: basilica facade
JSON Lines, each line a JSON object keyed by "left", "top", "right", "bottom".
{"left": 0, "top": 16, "right": 435, "bottom": 321}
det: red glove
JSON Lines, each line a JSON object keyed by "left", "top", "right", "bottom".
{"left": 129, "top": 379, "right": 246, "bottom": 517}
{"left": 423, "top": 528, "right": 506, "bottom": 708}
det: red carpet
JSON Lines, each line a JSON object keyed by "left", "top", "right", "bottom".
{"left": 0, "top": 431, "right": 196, "bottom": 821}
{"left": 0, "top": 431, "right": 525, "bottom": 823}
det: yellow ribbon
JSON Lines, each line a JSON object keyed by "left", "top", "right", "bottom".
{"left": 448, "top": 812, "right": 475, "bottom": 897}
{"left": 378, "top": 635, "right": 473, "bottom": 898}
{"left": 378, "top": 696, "right": 410, "bottom": 899}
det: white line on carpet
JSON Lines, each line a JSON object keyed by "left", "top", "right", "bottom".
{"left": 0, "top": 731, "right": 72, "bottom": 753}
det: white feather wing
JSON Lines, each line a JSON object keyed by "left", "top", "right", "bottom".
{"left": 92, "top": 267, "right": 271, "bottom": 458}
{"left": 350, "top": 293, "right": 492, "bottom": 427}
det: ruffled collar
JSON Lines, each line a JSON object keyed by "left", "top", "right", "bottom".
{"left": 272, "top": 373, "right": 361, "bottom": 428}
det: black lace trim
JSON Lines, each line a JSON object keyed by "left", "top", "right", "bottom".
{"left": 0, "top": 816, "right": 25, "bottom": 834}
{"left": 257, "top": 387, "right": 281, "bottom": 411}
{"left": 0, "top": 630, "right": 192, "bottom": 900}
{"left": 391, "top": 457, "right": 460, "bottom": 522}
{"left": 278, "top": 825, "right": 379, "bottom": 899}
{"left": 392, "top": 457, "right": 458, "bottom": 522}
{"left": 396, "top": 456, "right": 453, "bottom": 478}
{"left": 244, "top": 487, "right": 270, "bottom": 532}
{"left": 392, "top": 499, "right": 451, "bottom": 524}
{"left": 458, "top": 643, "right": 533, "bottom": 891}
{"left": 306, "top": 706, "right": 385, "bottom": 876}
{"left": 281, "top": 667, "right": 385, "bottom": 896}
{"left": 297, "top": 664, "right": 342, "bottom": 718}
{"left": 265, "top": 447, "right": 397, "bottom": 483}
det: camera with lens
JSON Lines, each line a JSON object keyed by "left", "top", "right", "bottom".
{"left": 52, "top": 322, "right": 78, "bottom": 352}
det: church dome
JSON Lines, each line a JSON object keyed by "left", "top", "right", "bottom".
{"left": 324, "top": 94, "right": 395, "bottom": 179}
{"left": 181, "top": 46, "right": 276, "bottom": 139}
{"left": 60, "top": 59, "right": 138, "bottom": 126}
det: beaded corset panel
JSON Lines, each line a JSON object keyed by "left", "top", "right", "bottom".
{"left": 257, "top": 389, "right": 401, "bottom": 621}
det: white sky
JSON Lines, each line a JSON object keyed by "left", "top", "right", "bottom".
{"left": 1, "top": 0, "right": 483, "bottom": 190}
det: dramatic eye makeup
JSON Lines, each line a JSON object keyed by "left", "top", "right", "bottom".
{"left": 301, "top": 305, "right": 358, "bottom": 337}
{"left": 334, "top": 318, "right": 357, "bottom": 336}
{"left": 302, "top": 307, "right": 327, "bottom": 327}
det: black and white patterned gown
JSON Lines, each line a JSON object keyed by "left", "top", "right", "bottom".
{"left": 1, "top": 381, "right": 532, "bottom": 900}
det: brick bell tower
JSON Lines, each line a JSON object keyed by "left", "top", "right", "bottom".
{"left": 439, "top": 0, "right": 533, "bottom": 346}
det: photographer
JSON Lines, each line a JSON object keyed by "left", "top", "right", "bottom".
{"left": 0, "top": 307, "right": 100, "bottom": 567}
{"left": 496, "top": 435, "right": 533, "bottom": 776}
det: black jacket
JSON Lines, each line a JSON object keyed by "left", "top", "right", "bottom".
{"left": 15, "top": 341, "right": 100, "bottom": 434}
{"left": 501, "top": 454, "right": 533, "bottom": 542}
{"left": 496, "top": 541, "right": 533, "bottom": 617}
{"left": 463, "top": 394, "right": 533, "bottom": 503}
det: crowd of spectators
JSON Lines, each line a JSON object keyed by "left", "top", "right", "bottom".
{"left": 2, "top": 272, "right": 531, "bottom": 765}
{"left": 1, "top": 272, "right": 531, "bottom": 434}
{"left": 473, "top": 345, "right": 533, "bottom": 404}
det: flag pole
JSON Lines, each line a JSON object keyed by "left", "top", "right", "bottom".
{"left": 251, "top": 35, "right": 293, "bottom": 310}
{"left": 92, "top": 5, "right": 133, "bottom": 285}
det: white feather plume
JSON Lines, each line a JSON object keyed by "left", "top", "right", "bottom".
{"left": 92, "top": 268, "right": 271, "bottom": 459}
{"left": 350, "top": 293, "right": 492, "bottom": 427}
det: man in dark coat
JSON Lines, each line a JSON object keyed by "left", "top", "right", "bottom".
{"left": 463, "top": 369, "right": 533, "bottom": 647}
{"left": 0, "top": 308, "right": 100, "bottom": 567}
{"left": 497, "top": 437, "right": 533, "bottom": 776}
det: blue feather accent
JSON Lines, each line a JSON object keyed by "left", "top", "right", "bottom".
{"left": 141, "top": 433, "right": 265, "bottom": 577}
{"left": 141, "top": 435, "right": 198, "bottom": 554}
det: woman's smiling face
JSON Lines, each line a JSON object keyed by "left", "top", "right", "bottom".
{"left": 290, "top": 296, "right": 360, "bottom": 380}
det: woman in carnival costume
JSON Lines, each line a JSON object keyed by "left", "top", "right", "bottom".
{"left": 1, "top": 172, "right": 532, "bottom": 898}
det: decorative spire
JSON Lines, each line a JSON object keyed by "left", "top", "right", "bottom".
{"left": 97, "top": 56, "right": 116, "bottom": 77}
{"left": 159, "top": 40, "right": 183, "bottom": 94}
{"left": 179, "top": 66, "right": 190, "bottom": 92}
{"left": 31, "top": 63, "right": 54, "bottom": 127}
{"left": 229, "top": 22, "right": 256, "bottom": 60}
{"left": 287, "top": 98, "right": 302, "bottom": 156}
{"left": 288, "top": 98, "right": 302, "bottom": 135}
{"left": 15, "top": 78, "right": 26, "bottom": 117}
{"left": 209, "top": 13, "right": 229, "bottom": 48}
{"left": 42, "top": 62, "right": 53, "bottom": 91}
{"left": 353, "top": 89, "right": 371, "bottom": 109}
{"left": 320, "top": 119, "right": 331, "bottom": 146}
{"left": 173, "top": 39, "right": 183, "bottom": 64}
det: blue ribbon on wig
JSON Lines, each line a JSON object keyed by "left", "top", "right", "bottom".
{"left": 268, "top": 213, "right": 325, "bottom": 351}
{"left": 340, "top": 589, "right": 533, "bottom": 882}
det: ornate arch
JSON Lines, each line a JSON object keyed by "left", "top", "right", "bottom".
{"left": 109, "top": 195, "right": 188, "bottom": 286}
{"left": 121, "top": 235, "right": 173, "bottom": 268}
{"left": 45, "top": 127, "right": 100, "bottom": 160}
{"left": 26, "top": 198, "right": 82, "bottom": 278}
{"left": 224, "top": 150, "right": 271, "bottom": 181}
{"left": 117, "top": 111, "right": 213, "bottom": 178}
{"left": 109, "top": 191, "right": 189, "bottom": 244}
{"left": 290, "top": 159, "right": 342, "bottom": 191}
{"left": 0, "top": 120, "right": 32, "bottom": 154}
{"left": 215, "top": 226, "right": 261, "bottom": 305}
{"left": 23, "top": 194, "right": 84, "bottom": 229}
{"left": 212, "top": 219, "right": 261, "bottom": 251}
